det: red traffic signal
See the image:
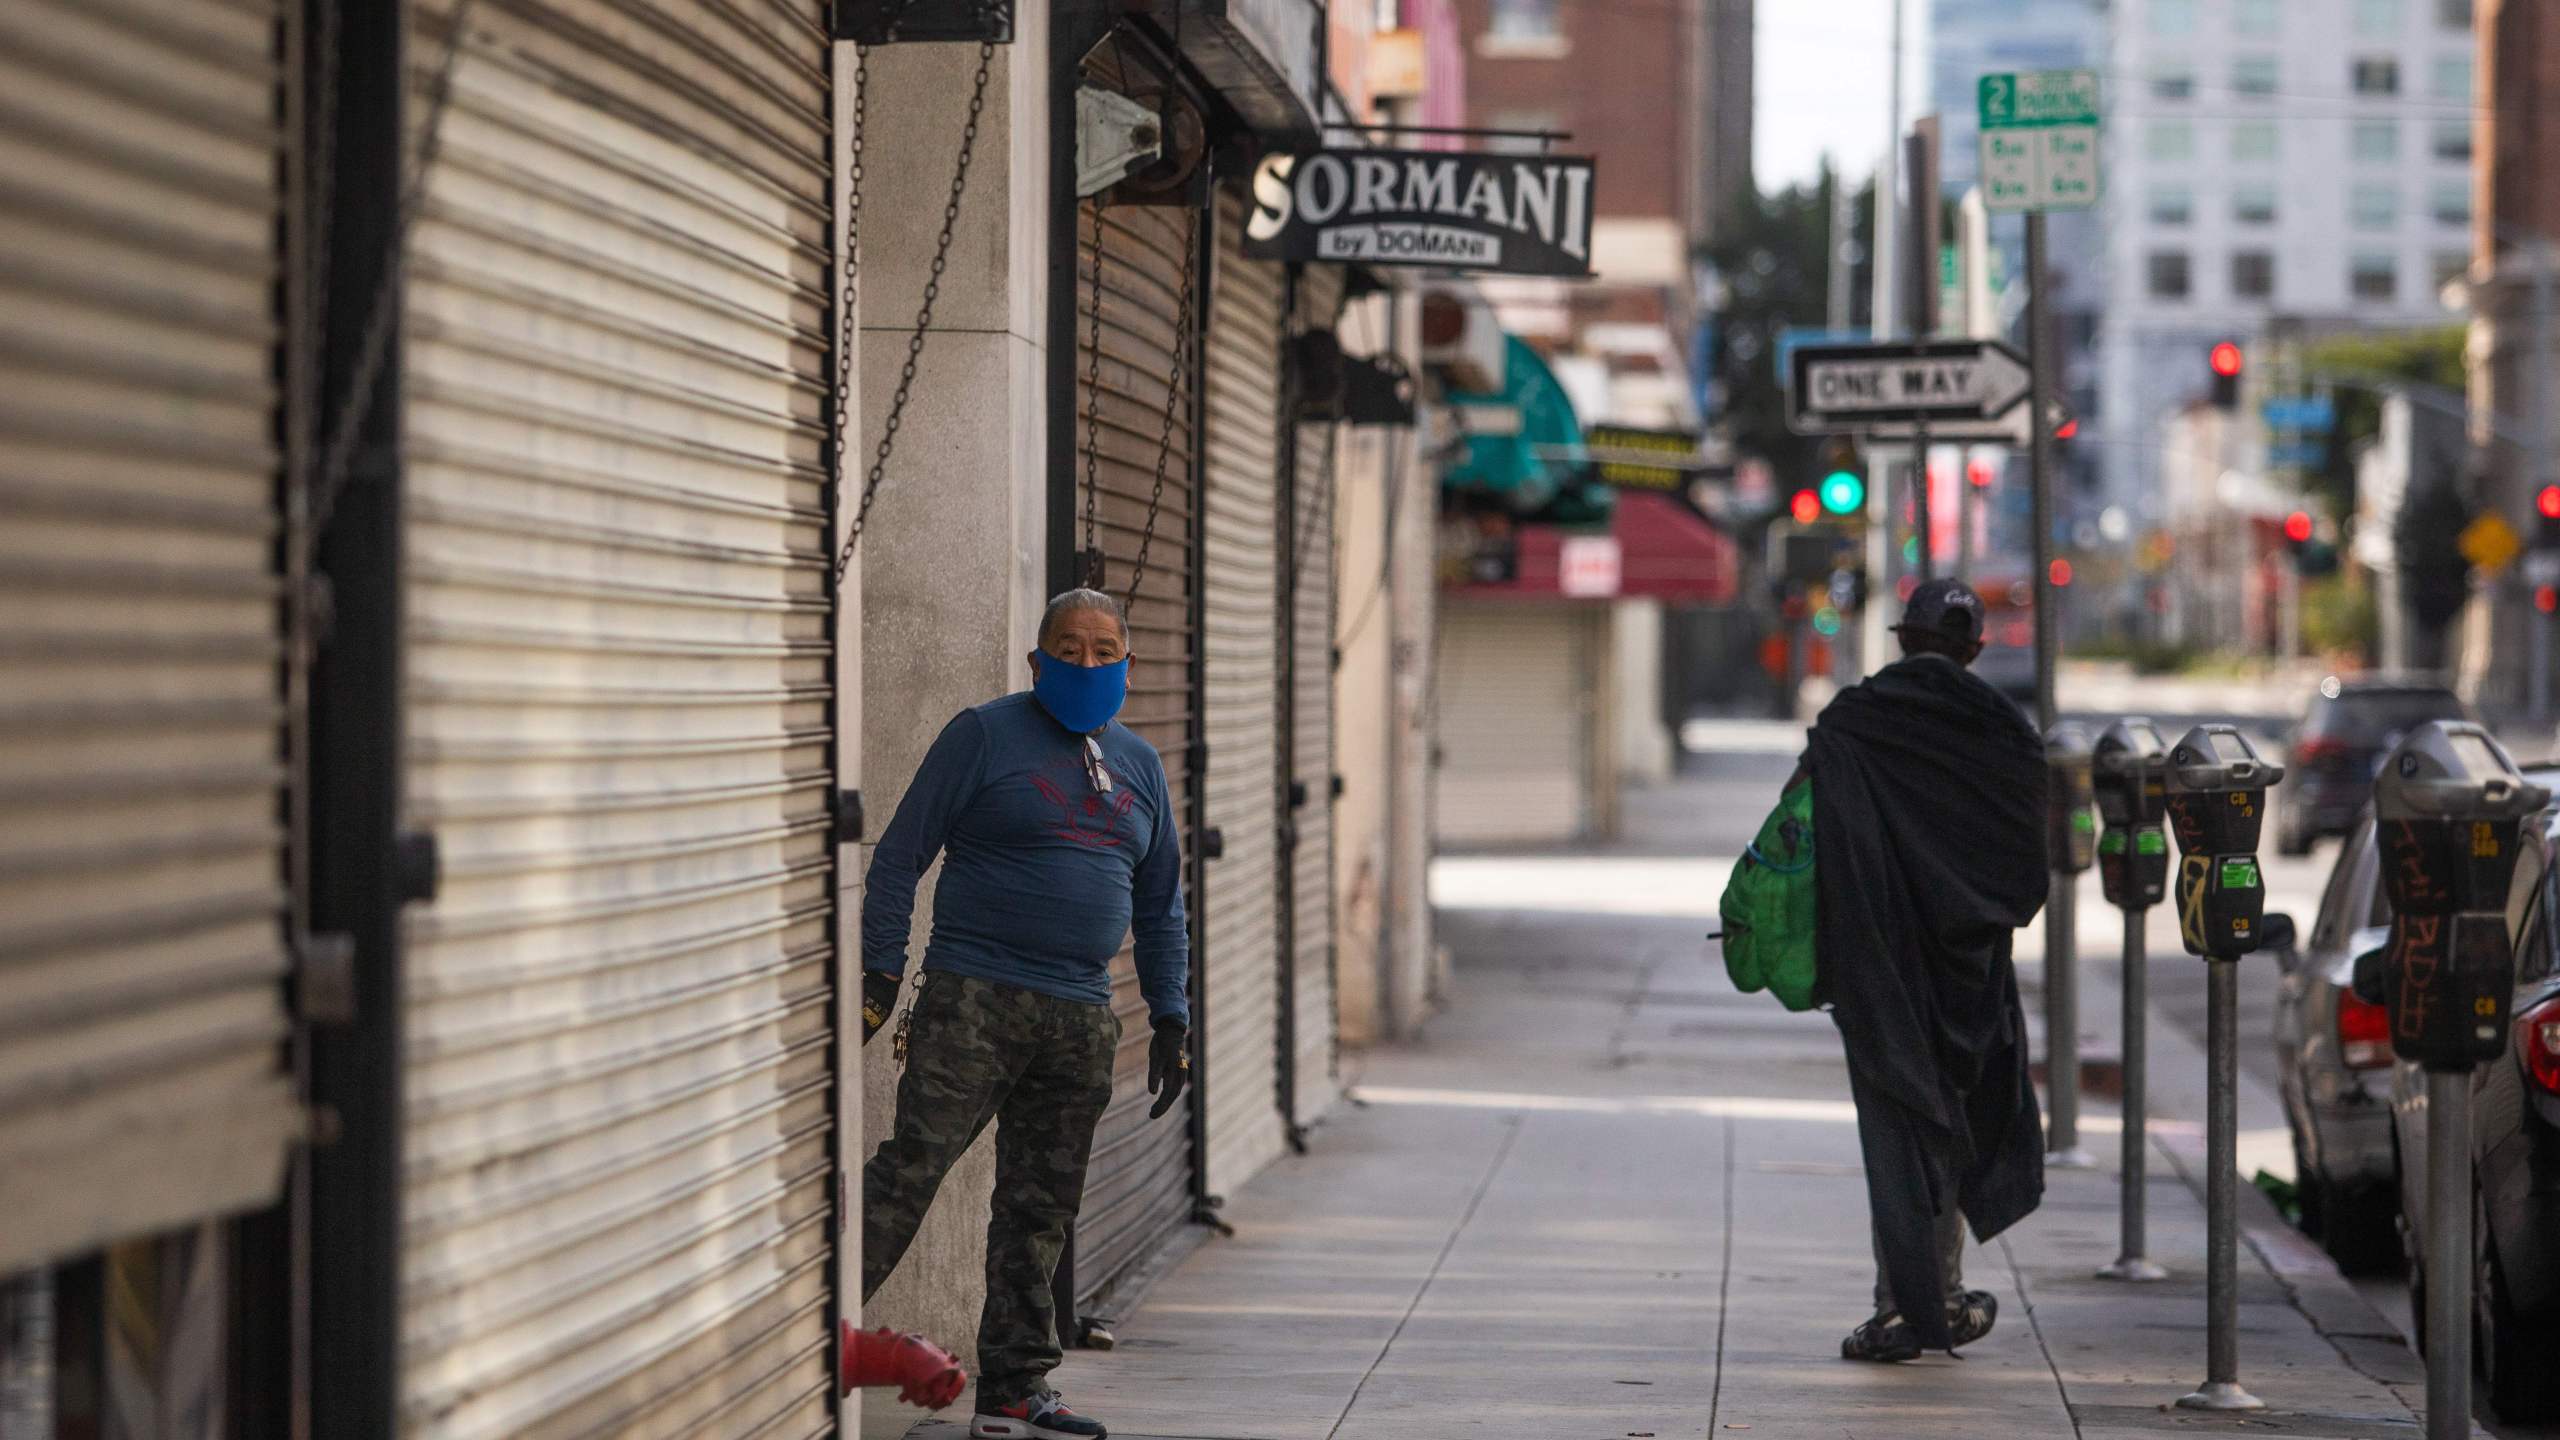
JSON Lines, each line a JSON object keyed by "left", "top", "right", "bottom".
{"left": 2539, "top": 586, "right": 2559, "bottom": 616}
{"left": 2539, "top": 485, "right": 2560, "bottom": 520}
{"left": 2209, "top": 342, "right": 2244, "bottom": 378}
{"left": 2283, "top": 511, "right": 2314, "bottom": 544}
{"left": 1790, "top": 489, "right": 1821, "bottom": 525}
{"left": 2053, "top": 417, "right": 2079, "bottom": 440}
{"left": 2048, "top": 558, "right": 2074, "bottom": 587}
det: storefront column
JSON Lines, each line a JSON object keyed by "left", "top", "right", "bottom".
{"left": 854, "top": 11, "right": 1052, "bottom": 1352}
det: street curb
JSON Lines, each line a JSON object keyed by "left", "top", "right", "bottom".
{"left": 2154, "top": 1119, "right": 2430, "bottom": 1407}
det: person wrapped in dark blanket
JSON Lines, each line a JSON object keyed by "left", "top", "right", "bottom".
{"left": 1805, "top": 579, "right": 2050, "bottom": 1361}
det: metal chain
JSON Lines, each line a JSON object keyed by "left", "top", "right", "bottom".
{"left": 833, "top": 38, "right": 996, "bottom": 585}
{"left": 307, "top": 0, "right": 478, "bottom": 548}
{"left": 1123, "top": 207, "right": 1200, "bottom": 609}
{"left": 1080, "top": 198, "right": 1107, "bottom": 588}
{"left": 825, "top": 40, "right": 869, "bottom": 589}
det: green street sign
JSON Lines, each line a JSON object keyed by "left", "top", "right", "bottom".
{"left": 1978, "top": 69, "right": 2102, "bottom": 213}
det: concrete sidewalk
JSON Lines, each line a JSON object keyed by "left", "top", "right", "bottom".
{"left": 867, "top": 884, "right": 2443, "bottom": 1440}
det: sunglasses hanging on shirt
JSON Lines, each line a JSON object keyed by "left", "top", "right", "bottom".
{"left": 1083, "top": 736, "right": 1114, "bottom": 796}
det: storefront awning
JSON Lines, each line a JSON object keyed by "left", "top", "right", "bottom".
{"left": 1442, "top": 335, "right": 1583, "bottom": 514}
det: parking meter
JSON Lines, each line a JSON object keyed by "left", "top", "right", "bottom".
{"left": 2372, "top": 723, "right": 2551, "bottom": 1440}
{"left": 2094, "top": 719, "right": 2170, "bottom": 909}
{"left": 2094, "top": 716, "right": 2175, "bottom": 1285}
{"left": 2372, "top": 722, "right": 2548, "bottom": 1070}
{"left": 2048, "top": 725, "right": 2097, "bottom": 873}
{"left": 2164, "top": 725, "right": 2284, "bottom": 959}
{"left": 2166, "top": 723, "right": 2286, "bottom": 1413}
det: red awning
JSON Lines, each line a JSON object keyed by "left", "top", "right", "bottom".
{"left": 1449, "top": 491, "right": 1737, "bottom": 604}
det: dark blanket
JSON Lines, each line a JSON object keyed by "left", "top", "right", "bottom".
{"left": 1807, "top": 654, "right": 2050, "bottom": 1346}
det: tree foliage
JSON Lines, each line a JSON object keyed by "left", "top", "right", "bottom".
{"left": 1702, "top": 165, "right": 1874, "bottom": 492}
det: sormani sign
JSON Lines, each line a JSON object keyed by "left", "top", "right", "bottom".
{"left": 1244, "top": 148, "right": 1596, "bottom": 277}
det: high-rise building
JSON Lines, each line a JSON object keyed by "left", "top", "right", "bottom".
{"left": 2097, "top": 0, "right": 2477, "bottom": 520}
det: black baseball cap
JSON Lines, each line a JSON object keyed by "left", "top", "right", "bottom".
{"left": 1896, "top": 577, "right": 1986, "bottom": 647}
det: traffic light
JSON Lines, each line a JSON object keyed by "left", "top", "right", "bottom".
{"left": 2537, "top": 485, "right": 2560, "bottom": 549}
{"left": 1817, "top": 438, "right": 1866, "bottom": 516}
{"left": 2284, "top": 509, "right": 2340, "bottom": 576}
{"left": 1790, "top": 488, "right": 1821, "bottom": 525}
{"left": 2209, "top": 341, "right": 2243, "bottom": 411}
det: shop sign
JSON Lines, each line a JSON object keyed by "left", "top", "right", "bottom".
{"left": 1580, "top": 424, "right": 1706, "bottom": 493}
{"left": 1558, "top": 536, "right": 1621, "bottom": 598}
{"left": 1245, "top": 147, "right": 1596, "bottom": 276}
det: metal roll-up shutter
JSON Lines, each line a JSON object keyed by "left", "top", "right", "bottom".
{"left": 397, "top": 3, "right": 838, "bottom": 1436}
{"left": 1197, "top": 188, "right": 1286, "bottom": 1198}
{"left": 0, "top": 0, "right": 303, "bottom": 1273}
{"left": 1075, "top": 188, "right": 1204, "bottom": 1305}
{"left": 1284, "top": 268, "right": 1345, "bottom": 1128}
{"left": 1434, "top": 602, "right": 1592, "bottom": 846}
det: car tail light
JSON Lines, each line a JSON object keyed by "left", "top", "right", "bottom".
{"left": 2520, "top": 996, "right": 2560, "bottom": 1096}
{"left": 2338, "top": 989, "right": 2393, "bottom": 1070}
{"left": 2292, "top": 736, "right": 2347, "bottom": 766}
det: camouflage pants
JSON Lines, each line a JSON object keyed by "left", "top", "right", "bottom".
{"left": 862, "top": 973, "right": 1120, "bottom": 1406}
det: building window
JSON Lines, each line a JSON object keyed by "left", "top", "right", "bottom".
{"left": 2232, "top": 55, "right": 2279, "bottom": 97}
{"left": 2435, "top": 251, "right": 2473, "bottom": 290}
{"left": 2151, "top": 0, "right": 2198, "bottom": 36}
{"left": 2232, "top": 251, "right": 2276, "bottom": 299}
{"left": 2433, "top": 117, "right": 2474, "bottom": 161}
{"left": 2433, "top": 179, "right": 2473, "bottom": 225}
{"left": 2352, "top": 253, "right": 2399, "bottom": 300}
{"left": 2233, "top": 182, "right": 2278, "bottom": 225}
{"left": 2149, "top": 60, "right": 2196, "bottom": 100}
{"left": 2234, "top": 0, "right": 2281, "bottom": 35}
{"left": 1488, "top": 0, "right": 1560, "bottom": 40}
{"left": 2147, "top": 121, "right": 2195, "bottom": 163}
{"left": 2352, "top": 183, "right": 2401, "bottom": 229}
{"left": 2439, "top": 0, "right": 2474, "bottom": 27}
{"left": 2150, "top": 251, "right": 2193, "bottom": 299}
{"left": 2353, "top": 119, "right": 2400, "bottom": 162}
{"left": 2434, "top": 55, "right": 2475, "bottom": 100}
{"left": 2355, "top": 0, "right": 2402, "bottom": 34}
{"left": 2149, "top": 184, "right": 2194, "bottom": 225}
{"left": 2353, "top": 57, "right": 2402, "bottom": 94}
{"left": 2232, "top": 121, "right": 2278, "bottom": 163}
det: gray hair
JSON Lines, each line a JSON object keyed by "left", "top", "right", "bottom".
{"left": 1039, "top": 588, "right": 1128, "bottom": 648}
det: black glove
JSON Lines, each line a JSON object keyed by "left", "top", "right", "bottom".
{"left": 862, "top": 971, "right": 903, "bottom": 1045}
{"left": 1147, "top": 1018, "right": 1191, "bottom": 1119}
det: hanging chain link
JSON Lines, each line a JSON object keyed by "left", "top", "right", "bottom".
{"left": 1079, "top": 198, "right": 1108, "bottom": 589}
{"left": 305, "top": 0, "right": 478, "bottom": 550}
{"left": 1122, "top": 207, "right": 1200, "bottom": 609}
{"left": 833, "top": 36, "right": 996, "bottom": 586}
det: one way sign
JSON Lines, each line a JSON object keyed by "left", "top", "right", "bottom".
{"left": 1786, "top": 339, "right": 2034, "bottom": 434}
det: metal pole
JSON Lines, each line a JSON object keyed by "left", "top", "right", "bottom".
{"left": 2098, "top": 905, "right": 2168, "bottom": 1280}
{"left": 2531, "top": 249, "right": 2554, "bottom": 723}
{"left": 1858, "top": 1, "right": 1904, "bottom": 679}
{"left": 2045, "top": 866, "right": 2086, "bottom": 1162}
{"left": 1957, "top": 460, "right": 1975, "bottom": 582}
{"left": 2424, "top": 1069, "right": 2474, "bottom": 1440}
{"left": 2026, "top": 211, "right": 2088, "bottom": 1167}
{"left": 2025, "top": 214, "right": 2058, "bottom": 731}
{"left": 2178, "top": 958, "right": 2265, "bottom": 1411}
{"left": 1827, "top": 158, "right": 1854, "bottom": 334}
{"left": 1914, "top": 421, "right": 1934, "bottom": 582}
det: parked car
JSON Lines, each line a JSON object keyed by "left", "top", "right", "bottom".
{"left": 2275, "top": 677, "right": 2468, "bottom": 856}
{"left": 2272, "top": 812, "right": 2402, "bottom": 1271}
{"left": 2390, "top": 771, "right": 2560, "bottom": 1423}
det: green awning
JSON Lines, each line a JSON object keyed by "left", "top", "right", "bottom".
{"left": 1442, "top": 335, "right": 1584, "bottom": 515}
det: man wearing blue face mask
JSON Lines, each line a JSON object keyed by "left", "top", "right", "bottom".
{"left": 858, "top": 587, "right": 1189, "bottom": 1440}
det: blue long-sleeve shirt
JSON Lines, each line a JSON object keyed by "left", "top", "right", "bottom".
{"left": 862, "top": 692, "right": 1191, "bottom": 1024}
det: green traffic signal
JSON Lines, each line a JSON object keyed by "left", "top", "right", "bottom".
{"left": 1820, "top": 469, "right": 1865, "bottom": 516}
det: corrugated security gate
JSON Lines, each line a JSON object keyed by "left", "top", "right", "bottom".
{"left": 1283, "top": 268, "right": 1345, "bottom": 1130}
{"left": 395, "top": 3, "right": 840, "bottom": 1436}
{"left": 0, "top": 0, "right": 304, "bottom": 1272}
{"left": 1435, "top": 603, "right": 1598, "bottom": 846}
{"left": 1073, "top": 176, "right": 1206, "bottom": 1303}
{"left": 1197, "top": 188, "right": 1286, "bottom": 1198}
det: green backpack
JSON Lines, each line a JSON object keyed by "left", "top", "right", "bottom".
{"left": 1717, "top": 781, "right": 1821, "bottom": 1011}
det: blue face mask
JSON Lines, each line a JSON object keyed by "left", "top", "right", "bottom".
{"left": 1031, "top": 653, "right": 1130, "bottom": 734}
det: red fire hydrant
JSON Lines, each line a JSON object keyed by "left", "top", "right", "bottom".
{"left": 838, "top": 1322, "right": 967, "bottom": 1408}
